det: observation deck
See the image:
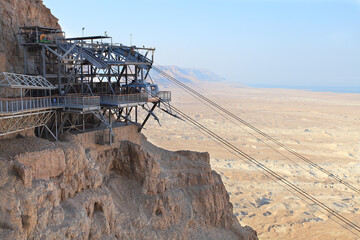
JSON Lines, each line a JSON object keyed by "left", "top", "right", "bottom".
{"left": 60, "top": 95, "right": 100, "bottom": 112}
{"left": 0, "top": 96, "right": 60, "bottom": 115}
{"left": 1, "top": 26, "right": 173, "bottom": 143}
{"left": 100, "top": 93, "right": 148, "bottom": 108}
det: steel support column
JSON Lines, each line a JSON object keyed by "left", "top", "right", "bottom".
{"left": 139, "top": 102, "right": 157, "bottom": 132}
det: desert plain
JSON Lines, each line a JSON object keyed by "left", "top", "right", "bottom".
{"left": 142, "top": 80, "right": 360, "bottom": 239}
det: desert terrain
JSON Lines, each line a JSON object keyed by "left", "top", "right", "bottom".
{"left": 142, "top": 79, "right": 360, "bottom": 239}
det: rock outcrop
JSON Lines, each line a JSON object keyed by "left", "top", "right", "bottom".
{"left": 0, "top": 0, "right": 60, "bottom": 73}
{"left": 0, "top": 1, "right": 258, "bottom": 239}
{"left": 0, "top": 125, "right": 257, "bottom": 239}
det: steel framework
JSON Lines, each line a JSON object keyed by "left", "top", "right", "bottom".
{"left": 0, "top": 72, "right": 55, "bottom": 89}
{"left": 0, "top": 110, "right": 56, "bottom": 137}
{"left": 0, "top": 26, "right": 172, "bottom": 143}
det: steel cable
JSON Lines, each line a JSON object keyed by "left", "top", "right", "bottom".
{"left": 152, "top": 65, "right": 360, "bottom": 196}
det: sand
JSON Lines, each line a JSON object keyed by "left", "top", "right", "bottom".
{"left": 142, "top": 82, "right": 360, "bottom": 239}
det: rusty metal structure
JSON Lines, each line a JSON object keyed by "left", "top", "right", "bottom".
{"left": 0, "top": 26, "right": 171, "bottom": 144}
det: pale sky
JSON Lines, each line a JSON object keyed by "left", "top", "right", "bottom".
{"left": 43, "top": 0, "right": 360, "bottom": 92}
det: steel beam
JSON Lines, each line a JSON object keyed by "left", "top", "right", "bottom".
{"left": 139, "top": 102, "right": 157, "bottom": 132}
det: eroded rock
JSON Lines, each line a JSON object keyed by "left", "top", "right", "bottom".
{"left": 0, "top": 125, "right": 258, "bottom": 240}
{"left": 0, "top": 0, "right": 60, "bottom": 73}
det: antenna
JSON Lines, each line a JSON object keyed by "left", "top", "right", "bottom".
{"left": 130, "top": 33, "right": 132, "bottom": 46}
{"left": 82, "top": 27, "right": 85, "bottom": 37}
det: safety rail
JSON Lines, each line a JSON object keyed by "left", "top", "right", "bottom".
{"left": 0, "top": 92, "right": 168, "bottom": 113}
{"left": 0, "top": 95, "right": 101, "bottom": 113}
{"left": 148, "top": 91, "right": 172, "bottom": 103}
{"left": 156, "top": 91, "right": 171, "bottom": 102}
{"left": 62, "top": 95, "right": 100, "bottom": 108}
{"left": 0, "top": 96, "right": 60, "bottom": 113}
{"left": 100, "top": 93, "right": 148, "bottom": 106}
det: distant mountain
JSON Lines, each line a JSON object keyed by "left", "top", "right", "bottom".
{"left": 150, "top": 65, "right": 227, "bottom": 88}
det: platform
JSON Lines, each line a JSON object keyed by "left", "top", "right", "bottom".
{"left": 100, "top": 93, "right": 148, "bottom": 108}
{"left": 60, "top": 95, "right": 100, "bottom": 112}
{"left": 0, "top": 96, "right": 62, "bottom": 115}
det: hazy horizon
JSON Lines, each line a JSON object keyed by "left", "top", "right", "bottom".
{"left": 43, "top": 0, "right": 360, "bottom": 93}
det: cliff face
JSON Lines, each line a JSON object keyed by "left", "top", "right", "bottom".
{"left": 0, "top": 2, "right": 257, "bottom": 239}
{"left": 0, "top": 0, "right": 60, "bottom": 73}
{"left": 0, "top": 126, "right": 257, "bottom": 239}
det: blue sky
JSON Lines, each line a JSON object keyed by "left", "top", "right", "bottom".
{"left": 43, "top": 0, "right": 360, "bottom": 92}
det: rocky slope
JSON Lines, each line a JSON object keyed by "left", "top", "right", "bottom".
{"left": 0, "top": 125, "right": 257, "bottom": 239}
{"left": 0, "top": 1, "right": 258, "bottom": 239}
{"left": 0, "top": 0, "right": 60, "bottom": 73}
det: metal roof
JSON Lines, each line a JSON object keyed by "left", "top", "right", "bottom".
{"left": 0, "top": 72, "right": 56, "bottom": 90}
{"left": 65, "top": 36, "right": 110, "bottom": 41}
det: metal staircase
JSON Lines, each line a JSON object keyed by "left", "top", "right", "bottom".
{"left": 59, "top": 44, "right": 108, "bottom": 69}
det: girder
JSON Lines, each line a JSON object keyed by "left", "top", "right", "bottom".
{"left": 0, "top": 72, "right": 55, "bottom": 89}
{"left": 0, "top": 110, "right": 55, "bottom": 136}
{"left": 8, "top": 26, "right": 170, "bottom": 144}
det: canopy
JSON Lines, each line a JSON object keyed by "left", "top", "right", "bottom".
{"left": 0, "top": 72, "right": 56, "bottom": 90}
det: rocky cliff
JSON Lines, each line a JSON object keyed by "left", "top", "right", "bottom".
{"left": 0, "top": 1, "right": 258, "bottom": 239}
{"left": 0, "top": 126, "right": 257, "bottom": 239}
{"left": 0, "top": 0, "right": 60, "bottom": 73}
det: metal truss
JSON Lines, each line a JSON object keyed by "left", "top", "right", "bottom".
{"left": 55, "top": 109, "right": 114, "bottom": 144}
{"left": 25, "top": 38, "right": 155, "bottom": 94}
{"left": 14, "top": 27, "right": 171, "bottom": 144}
{"left": 107, "top": 106, "right": 141, "bottom": 128}
{"left": 0, "top": 72, "right": 55, "bottom": 89}
{"left": 0, "top": 110, "right": 56, "bottom": 136}
{"left": 91, "top": 109, "right": 114, "bottom": 145}
{"left": 58, "top": 112, "right": 87, "bottom": 133}
{"left": 139, "top": 102, "right": 159, "bottom": 132}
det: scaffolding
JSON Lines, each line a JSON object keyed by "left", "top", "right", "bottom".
{"left": 0, "top": 72, "right": 59, "bottom": 138}
{"left": 0, "top": 26, "right": 173, "bottom": 143}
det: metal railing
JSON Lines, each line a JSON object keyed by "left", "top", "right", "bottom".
{"left": 62, "top": 94, "right": 100, "bottom": 107}
{"left": 100, "top": 93, "right": 148, "bottom": 105}
{"left": 0, "top": 95, "right": 102, "bottom": 113}
{"left": 156, "top": 91, "right": 171, "bottom": 102}
{"left": 0, "top": 92, "right": 168, "bottom": 113}
{"left": 0, "top": 96, "right": 58, "bottom": 113}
